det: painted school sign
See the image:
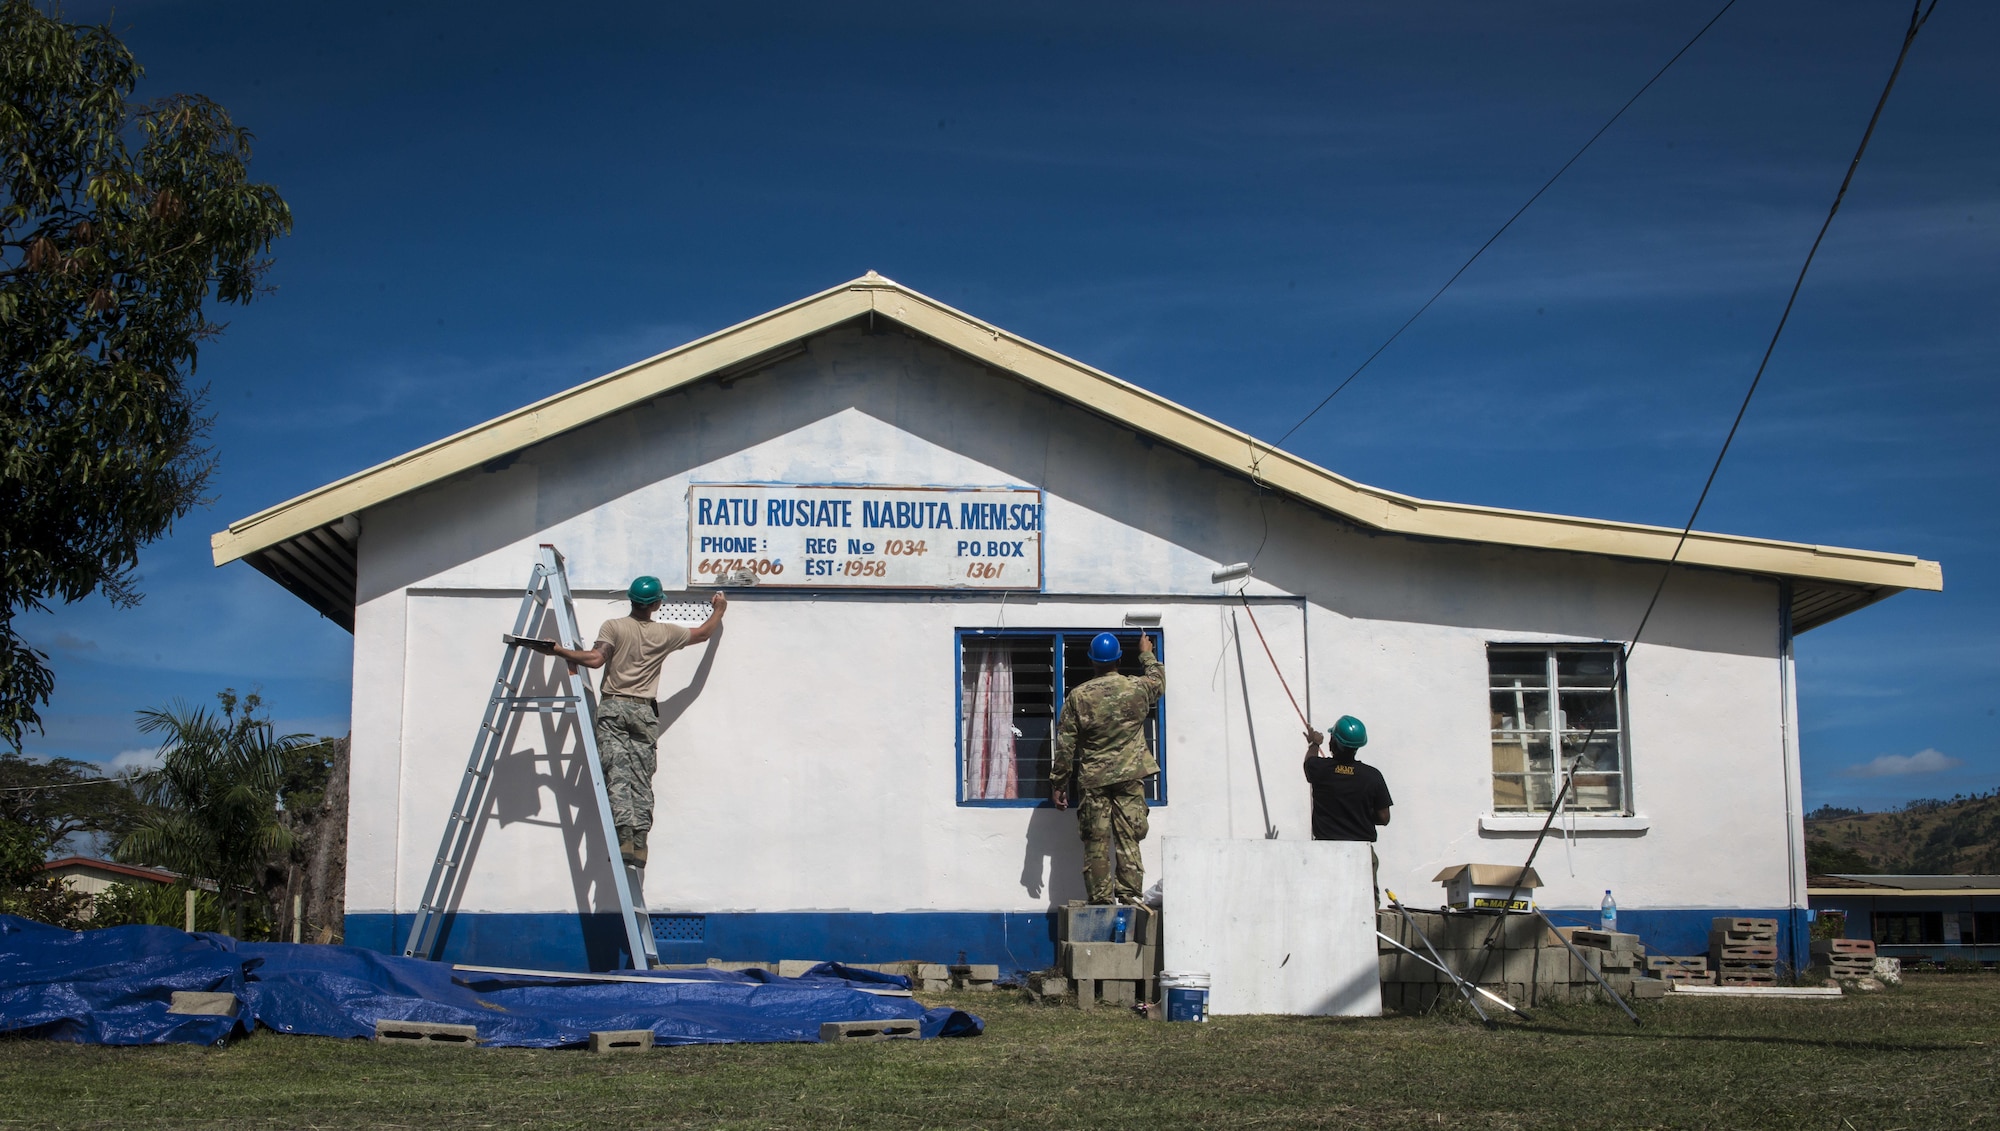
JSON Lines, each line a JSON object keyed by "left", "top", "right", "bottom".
{"left": 687, "top": 483, "right": 1043, "bottom": 590}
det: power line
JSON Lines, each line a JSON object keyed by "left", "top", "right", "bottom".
{"left": 1270, "top": 0, "right": 1738, "bottom": 449}
{"left": 1626, "top": 0, "right": 1939, "bottom": 646}
{"left": 1467, "top": 0, "right": 1942, "bottom": 995}
{"left": 0, "top": 776, "right": 134, "bottom": 793}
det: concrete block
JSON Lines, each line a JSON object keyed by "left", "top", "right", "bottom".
{"left": 778, "top": 960, "right": 823, "bottom": 978}
{"left": 374, "top": 1019, "right": 480, "bottom": 1046}
{"left": 1062, "top": 941, "right": 1153, "bottom": 981}
{"left": 1027, "top": 971, "right": 1069, "bottom": 999}
{"left": 819, "top": 1019, "right": 920, "bottom": 1042}
{"left": 1570, "top": 929, "right": 1642, "bottom": 956}
{"left": 1710, "top": 940, "right": 1777, "bottom": 961}
{"left": 167, "top": 991, "right": 239, "bottom": 1018}
{"left": 1099, "top": 980, "right": 1137, "bottom": 1008}
{"left": 953, "top": 963, "right": 1000, "bottom": 983}
{"left": 706, "top": 960, "right": 774, "bottom": 974}
{"left": 916, "top": 963, "right": 951, "bottom": 981}
{"left": 589, "top": 1029, "right": 654, "bottom": 1054}
{"left": 1075, "top": 977, "right": 1096, "bottom": 1010}
{"left": 1630, "top": 977, "right": 1669, "bottom": 1000}
{"left": 1711, "top": 917, "right": 1778, "bottom": 937}
{"left": 1812, "top": 938, "right": 1875, "bottom": 957}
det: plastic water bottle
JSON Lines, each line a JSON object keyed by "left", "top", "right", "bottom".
{"left": 1600, "top": 889, "right": 1618, "bottom": 932}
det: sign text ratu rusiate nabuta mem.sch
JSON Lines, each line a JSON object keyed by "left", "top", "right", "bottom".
{"left": 686, "top": 483, "right": 1042, "bottom": 590}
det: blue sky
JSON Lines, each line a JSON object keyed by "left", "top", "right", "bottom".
{"left": 20, "top": 1, "right": 1997, "bottom": 812}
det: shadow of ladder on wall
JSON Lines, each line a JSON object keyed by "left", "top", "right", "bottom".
{"left": 401, "top": 543, "right": 659, "bottom": 970}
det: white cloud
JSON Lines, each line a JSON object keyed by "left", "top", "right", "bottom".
{"left": 1839, "top": 748, "right": 1963, "bottom": 779}
{"left": 109, "top": 747, "right": 162, "bottom": 773}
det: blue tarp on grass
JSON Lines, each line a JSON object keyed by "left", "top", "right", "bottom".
{"left": 0, "top": 915, "right": 981, "bottom": 1048}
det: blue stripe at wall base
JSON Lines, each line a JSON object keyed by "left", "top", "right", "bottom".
{"left": 346, "top": 911, "right": 1058, "bottom": 976}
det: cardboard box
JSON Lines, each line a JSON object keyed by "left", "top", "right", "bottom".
{"left": 1432, "top": 864, "right": 1543, "bottom": 912}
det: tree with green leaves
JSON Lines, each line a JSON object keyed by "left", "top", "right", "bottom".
{"left": 0, "top": 748, "right": 147, "bottom": 850}
{"left": 1, "top": 0, "right": 292, "bottom": 748}
{"left": 118, "top": 688, "right": 307, "bottom": 935}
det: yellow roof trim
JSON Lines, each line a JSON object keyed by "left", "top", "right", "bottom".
{"left": 212, "top": 274, "right": 1943, "bottom": 597}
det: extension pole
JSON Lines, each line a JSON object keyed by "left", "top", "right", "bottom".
{"left": 1387, "top": 892, "right": 1493, "bottom": 1028}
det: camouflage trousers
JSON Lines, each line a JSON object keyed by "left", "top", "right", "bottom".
{"left": 596, "top": 695, "right": 659, "bottom": 840}
{"left": 1078, "top": 778, "right": 1150, "bottom": 904}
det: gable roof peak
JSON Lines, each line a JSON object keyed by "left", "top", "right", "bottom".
{"left": 211, "top": 275, "right": 1941, "bottom": 634}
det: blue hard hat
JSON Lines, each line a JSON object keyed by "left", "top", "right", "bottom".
{"left": 1088, "top": 632, "right": 1123, "bottom": 664}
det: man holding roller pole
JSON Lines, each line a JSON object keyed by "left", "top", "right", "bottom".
{"left": 1304, "top": 715, "right": 1392, "bottom": 904}
{"left": 1052, "top": 632, "right": 1164, "bottom": 905}
{"left": 529, "top": 576, "right": 727, "bottom": 868}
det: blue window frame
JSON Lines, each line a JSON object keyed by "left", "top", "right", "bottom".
{"left": 956, "top": 628, "right": 1166, "bottom": 807}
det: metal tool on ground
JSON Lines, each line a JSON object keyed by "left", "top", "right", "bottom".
{"left": 1534, "top": 908, "right": 1639, "bottom": 1025}
{"left": 1374, "top": 931, "right": 1531, "bottom": 1020}
{"left": 1386, "top": 891, "right": 1493, "bottom": 1028}
{"left": 403, "top": 544, "right": 657, "bottom": 969}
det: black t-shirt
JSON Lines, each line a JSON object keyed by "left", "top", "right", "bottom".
{"left": 1303, "top": 754, "right": 1393, "bottom": 842}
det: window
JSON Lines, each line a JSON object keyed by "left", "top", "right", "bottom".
{"left": 1488, "top": 645, "right": 1628, "bottom": 814}
{"left": 1873, "top": 912, "right": 1943, "bottom": 946}
{"left": 958, "top": 629, "right": 1165, "bottom": 805}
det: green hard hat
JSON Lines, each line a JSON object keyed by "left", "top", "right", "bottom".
{"left": 1330, "top": 715, "right": 1368, "bottom": 750}
{"left": 628, "top": 575, "right": 664, "bottom": 605}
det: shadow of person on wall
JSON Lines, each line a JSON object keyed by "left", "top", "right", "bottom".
{"left": 1021, "top": 802, "right": 1088, "bottom": 905}
{"left": 657, "top": 617, "right": 723, "bottom": 734}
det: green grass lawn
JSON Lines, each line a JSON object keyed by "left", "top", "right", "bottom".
{"left": 2, "top": 975, "right": 1995, "bottom": 1130}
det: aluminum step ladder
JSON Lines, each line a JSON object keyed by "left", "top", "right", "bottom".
{"left": 402, "top": 544, "right": 658, "bottom": 969}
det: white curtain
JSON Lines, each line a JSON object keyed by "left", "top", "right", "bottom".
{"left": 964, "top": 648, "right": 1018, "bottom": 799}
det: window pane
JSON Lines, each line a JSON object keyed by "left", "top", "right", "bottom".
{"left": 960, "top": 636, "right": 1056, "bottom": 800}
{"left": 1491, "top": 739, "right": 1528, "bottom": 774}
{"left": 1568, "top": 773, "right": 1623, "bottom": 812}
{"left": 1488, "top": 650, "right": 1548, "bottom": 686}
{"left": 1492, "top": 774, "right": 1528, "bottom": 810}
{"left": 1490, "top": 689, "right": 1550, "bottom": 737}
{"left": 1060, "top": 633, "right": 1163, "bottom": 801}
{"left": 1555, "top": 649, "right": 1619, "bottom": 688}
{"left": 1558, "top": 688, "right": 1619, "bottom": 733}
{"left": 1561, "top": 733, "right": 1622, "bottom": 773}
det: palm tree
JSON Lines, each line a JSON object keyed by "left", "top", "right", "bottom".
{"left": 118, "top": 692, "right": 308, "bottom": 937}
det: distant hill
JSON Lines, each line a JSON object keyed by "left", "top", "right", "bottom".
{"left": 1805, "top": 790, "right": 2000, "bottom": 875}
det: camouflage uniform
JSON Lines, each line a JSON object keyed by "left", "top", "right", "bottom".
{"left": 1053, "top": 651, "right": 1165, "bottom": 903}
{"left": 597, "top": 696, "right": 659, "bottom": 842}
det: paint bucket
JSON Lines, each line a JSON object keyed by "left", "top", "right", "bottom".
{"left": 1160, "top": 971, "right": 1210, "bottom": 1022}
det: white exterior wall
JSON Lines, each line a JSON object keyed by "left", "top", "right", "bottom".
{"left": 346, "top": 325, "right": 1792, "bottom": 927}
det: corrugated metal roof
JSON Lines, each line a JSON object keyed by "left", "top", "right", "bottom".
{"left": 1822, "top": 874, "right": 2000, "bottom": 891}
{"left": 213, "top": 273, "right": 1944, "bottom": 632}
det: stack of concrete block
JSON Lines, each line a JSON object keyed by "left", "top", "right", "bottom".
{"left": 1646, "top": 955, "right": 1716, "bottom": 986}
{"left": 1376, "top": 911, "right": 1671, "bottom": 1010}
{"left": 1569, "top": 929, "right": 1669, "bottom": 1000}
{"left": 1056, "top": 902, "right": 1159, "bottom": 1009}
{"left": 1377, "top": 909, "right": 1558, "bottom": 1011}
{"left": 1710, "top": 917, "right": 1779, "bottom": 985}
{"left": 1811, "top": 938, "right": 1877, "bottom": 981}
